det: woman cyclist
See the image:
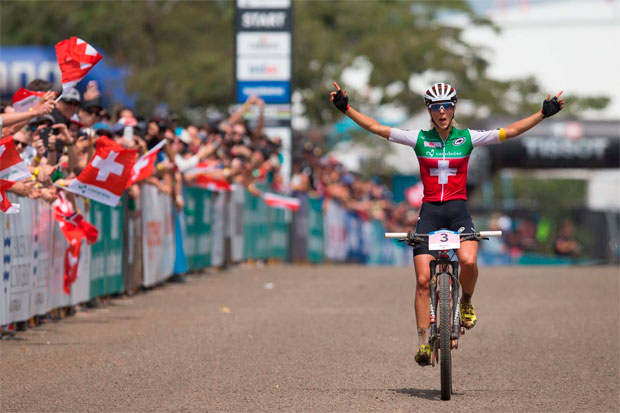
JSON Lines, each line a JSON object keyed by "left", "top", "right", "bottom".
{"left": 330, "top": 81, "right": 564, "bottom": 366}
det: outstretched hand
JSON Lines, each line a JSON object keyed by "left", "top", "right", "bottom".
{"left": 330, "top": 81, "right": 350, "bottom": 113}
{"left": 541, "top": 91, "right": 565, "bottom": 118}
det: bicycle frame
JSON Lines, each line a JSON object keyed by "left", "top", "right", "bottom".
{"left": 428, "top": 250, "right": 461, "bottom": 348}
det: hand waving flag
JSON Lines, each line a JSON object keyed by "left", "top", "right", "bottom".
{"left": 11, "top": 88, "right": 47, "bottom": 113}
{"left": 65, "top": 137, "right": 136, "bottom": 206}
{"left": 55, "top": 37, "right": 103, "bottom": 97}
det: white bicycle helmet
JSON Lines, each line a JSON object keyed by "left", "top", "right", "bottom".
{"left": 424, "top": 83, "right": 458, "bottom": 106}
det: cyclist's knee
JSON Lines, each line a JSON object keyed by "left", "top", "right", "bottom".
{"left": 459, "top": 254, "right": 478, "bottom": 269}
{"left": 416, "top": 273, "right": 430, "bottom": 291}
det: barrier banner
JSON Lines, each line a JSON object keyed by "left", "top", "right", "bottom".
{"left": 307, "top": 196, "right": 324, "bottom": 263}
{"left": 184, "top": 186, "right": 213, "bottom": 271}
{"left": 71, "top": 197, "right": 91, "bottom": 304}
{"left": 345, "top": 212, "right": 365, "bottom": 263}
{"left": 323, "top": 199, "right": 347, "bottom": 261}
{"left": 210, "top": 191, "right": 226, "bottom": 267}
{"left": 122, "top": 196, "right": 143, "bottom": 292}
{"left": 243, "top": 190, "right": 265, "bottom": 261}
{"left": 0, "top": 195, "right": 53, "bottom": 323}
{"left": 89, "top": 198, "right": 123, "bottom": 297}
{"left": 289, "top": 193, "right": 308, "bottom": 262}
{"left": 173, "top": 207, "right": 188, "bottom": 275}
{"left": 269, "top": 206, "right": 289, "bottom": 260}
{"left": 229, "top": 185, "right": 245, "bottom": 263}
{"left": 141, "top": 184, "right": 175, "bottom": 287}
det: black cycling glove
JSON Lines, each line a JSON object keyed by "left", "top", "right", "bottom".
{"left": 332, "top": 89, "right": 350, "bottom": 113}
{"left": 541, "top": 96, "right": 561, "bottom": 118}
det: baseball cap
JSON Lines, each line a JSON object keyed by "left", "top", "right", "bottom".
{"left": 175, "top": 127, "right": 190, "bottom": 144}
{"left": 82, "top": 97, "right": 102, "bottom": 111}
{"left": 28, "top": 114, "right": 55, "bottom": 126}
{"left": 60, "top": 88, "right": 81, "bottom": 103}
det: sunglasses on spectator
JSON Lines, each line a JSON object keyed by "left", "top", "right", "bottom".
{"left": 13, "top": 140, "right": 27, "bottom": 148}
{"left": 428, "top": 102, "right": 455, "bottom": 112}
{"left": 85, "top": 108, "right": 100, "bottom": 115}
{"left": 64, "top": 100, "right": 80, "bottom": 106}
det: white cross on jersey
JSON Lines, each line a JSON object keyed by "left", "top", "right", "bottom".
{"left": 92, "top": 151, "right": 124, "bottom": 182}
{"left": 430, "top": 160, "right": 457, "bottom": 184}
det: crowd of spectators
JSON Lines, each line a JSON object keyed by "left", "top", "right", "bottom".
{"left": 1, "top": 79, "right": 419, "bottom": 233}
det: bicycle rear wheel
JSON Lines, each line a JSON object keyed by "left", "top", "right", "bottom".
{"left": 439, "top": 271, "right": 452, "bottom": 401}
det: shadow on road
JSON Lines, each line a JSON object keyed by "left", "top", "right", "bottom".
{"left": 392, "top": 387, "right": 462, "bottom": 401}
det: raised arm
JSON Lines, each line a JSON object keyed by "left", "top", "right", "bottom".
{"left": 503, "top": 91, "right": 565, "bottom": 139}
{"left": 330, "top": 82, "right": 391, "bottom": 139}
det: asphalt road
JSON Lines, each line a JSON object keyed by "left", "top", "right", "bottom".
{"left": 2, "top": 265, "right": 619, "bottom": 412}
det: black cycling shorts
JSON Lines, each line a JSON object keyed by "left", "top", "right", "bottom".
{"left": 413, "top": 199, "right": 477, "bottom": 257}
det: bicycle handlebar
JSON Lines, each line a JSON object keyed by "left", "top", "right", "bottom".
{"left": 384, "top": 230, "right": 503, "bottom": 239}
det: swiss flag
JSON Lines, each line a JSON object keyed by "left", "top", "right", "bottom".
{"left": 12, "top": 88, "right": 47, "bottom": 113}
{"left": 195, "top": 176, "right": 232, "bottom": 192}
{"left": 405, "top": 182, "right": 424, "bottom": 209}
{"left": 63, "top": 241, "right": 81, "bottom": 295}
{"left": 0, "top": 135, "right": 32, "bottom": 182}
{"left": 263, "top": 193, "right": 301, "bottom": 211}
{"left": 66, "top": 137, "right": 137, "bottom": 206}
{"left": 0, "top": 179, "right": 20, "bottom": 214}
{"left": 52, "top": 193, "right": 98, "bottom": 294}
{"left": 55, "top": 37, "right": 103, "bottom": 96}
{"left": 126, "top": 139, "right": 166, "bottom": 188}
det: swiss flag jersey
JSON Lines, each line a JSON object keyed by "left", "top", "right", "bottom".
{"left": 417, "top": 156, "right": 469, "bottom": 202}
{"left": 55, "top": 37, "right": 103, "bottom": 94}
{"left": 66, "top": 137, "right": 136, "bottom": 206}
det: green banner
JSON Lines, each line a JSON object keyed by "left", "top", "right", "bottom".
{"left": 269, "top": 207, "right": 289, "bottom": 260}
{"left": 307, "top": 197, "right": 324, "bottom": 263}
{"left": 184, "top": 187, "right": 213, "bottom": 270}
{"left": 89, "top": 199, "right": 124, "bottom": 298}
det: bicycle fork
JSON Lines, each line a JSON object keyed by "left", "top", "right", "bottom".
{"left": 428, "top": 259, "right": 462, "bottom": 343}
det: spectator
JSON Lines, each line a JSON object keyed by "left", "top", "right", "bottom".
{"left": 554, "top": 220, "right": 580, "bottom": 257}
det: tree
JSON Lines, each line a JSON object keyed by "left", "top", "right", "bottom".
{"left": 1, "top": 1, "right": 608, "bottom": 124}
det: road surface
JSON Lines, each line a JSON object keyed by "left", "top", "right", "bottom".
{"left": 2, "top": 265, "right": 618, "bottom": 412}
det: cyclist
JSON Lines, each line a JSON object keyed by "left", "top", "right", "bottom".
{"left": 330, "top": 81, "right": 564, "bottom": 366}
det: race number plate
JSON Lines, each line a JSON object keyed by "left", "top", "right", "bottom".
{"left": 428, "top": 230, "right": 460, "bottom": 251}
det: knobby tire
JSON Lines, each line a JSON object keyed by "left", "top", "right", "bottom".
{"left": 439, "top": 271, "right": 452, "bottom": 401}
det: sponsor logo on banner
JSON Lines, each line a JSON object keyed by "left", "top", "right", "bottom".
{"left": 237, "top": 81, "right": 290, "bottom": 104}
{"left": 237, "top": 10, "right": 291, "bottom": 31}
{"left": 237, "top": 32, "right": 291, "bottom": 56}
{"left": 237, "top": 56, "right": 290, "bottom": 81}
{"left": 237, "top": 0, "right": 290, "bottom": 8}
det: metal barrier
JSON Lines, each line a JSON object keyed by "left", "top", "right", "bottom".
{"left": 1, "top": 185, "right": 417, "bottom": 326}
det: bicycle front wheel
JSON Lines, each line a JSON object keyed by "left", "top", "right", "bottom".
{"left": 439, "top": 271, "right": 452, "bottom": 401}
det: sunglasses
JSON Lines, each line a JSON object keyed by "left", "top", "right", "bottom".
{"left": 428, "top": 102, "right": 455, "bottom": 112}
{"left": 85, "top": 108, "right": 100, "bottom": 115}
{"left": 13, "top": 140, "right": 27, "bottom": 148}
{"left": 63, "top": 100, "right": 80, "bottom": 106}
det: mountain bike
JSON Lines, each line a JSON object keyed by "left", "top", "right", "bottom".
{"left": 385, "top": 229, "right": 502, "bottom": 400}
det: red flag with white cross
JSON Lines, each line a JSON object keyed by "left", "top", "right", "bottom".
{"left": 262, "top": 193, "right": 300, "bottom": 211}
{"left": 11, "top": 88, "right": 47, "bottom": 113}
{"left": 0, "top": 135, "right": 32, "bottom": 182}
{"left": 126, "top": 139, "right": 166, "bottom": 188}
{"left": 66, "top": 137, "right": 137, "bottom": 206}
{"left": 0, "top": 179, "right": 20, "bottom": 214}
{"left": 55, "top": 37, "right": 103, "bottom": 96}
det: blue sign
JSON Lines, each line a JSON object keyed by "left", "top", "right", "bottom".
{"left": 0, "top": 46, "right": 135, "bottom": 109}
{"left": 237, "top": 80, "right": 290, "bottom": 104}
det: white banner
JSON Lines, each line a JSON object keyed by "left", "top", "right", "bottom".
{"left": 236, "top": 56, "right": 291, "bottom": 81}
{"left": 323, "top": 199, "right": 347, "bottom": 261}
{"left": 229, "top": 185, "right": 245, "bottom": 263}
{"left": 141, "top": 185, "right": 175, "bottom": 287}
{"left": 237, "top": 32, "right": 291, "bottom": 56}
